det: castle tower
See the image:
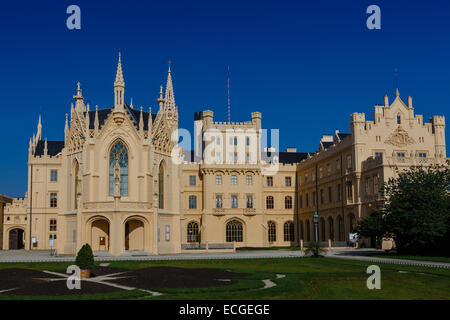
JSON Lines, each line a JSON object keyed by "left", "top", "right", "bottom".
{"left": 432, "top": 115, "right": 446, "bottom": 159}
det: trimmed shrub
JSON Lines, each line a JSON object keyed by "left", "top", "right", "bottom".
{"left": 75, "top": 243, "right": 94, "bottom": 269}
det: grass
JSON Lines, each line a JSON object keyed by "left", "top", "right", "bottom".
{"left": 0, "top": 258, "right": 449, "bottom": 300}
{"left": 367, "top": 254, "right": 450, "bottom": 264}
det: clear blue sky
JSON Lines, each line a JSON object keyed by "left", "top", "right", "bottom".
{"left": 0, "top": 0, "right": 449, "bottom": 197}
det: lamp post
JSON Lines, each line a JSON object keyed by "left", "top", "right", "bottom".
{"left": 313, "top": 211, "right": 319, "bottom": 243}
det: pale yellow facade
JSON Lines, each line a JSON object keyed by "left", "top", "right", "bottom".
{"left": 297, "top": 90, "right": 447, "bottom": 248}
{"left": 1, "top": 56, "right": 447, "bottom": 255}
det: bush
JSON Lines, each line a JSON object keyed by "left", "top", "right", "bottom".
{"left": 303, "top": 240, "right": 327, "bottom": 257}
{"left": 75, "top": 243, "right": 94, "bottom": 269}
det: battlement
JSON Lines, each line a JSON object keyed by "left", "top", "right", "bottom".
{"left": 431, "top": 115, "right": 446, "bottom": 126}
{"left": 351, "top": 112, "right": 366, "bottom": 123}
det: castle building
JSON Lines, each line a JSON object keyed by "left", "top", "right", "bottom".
{"left": 296, "top": 89, "right": 447, "bottom": 248}
{"left": 1, "top": 55, "right": 447, "bottom": 254}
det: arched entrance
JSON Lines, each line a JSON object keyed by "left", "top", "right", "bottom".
{"left": 125, "top": 219, "right": 144, "bottom": 251}
{"left": 9, "top": 228, "right": 24, "bottom": 250}
{"left": 91, "top": 218, "right": 110, "bottom": 251}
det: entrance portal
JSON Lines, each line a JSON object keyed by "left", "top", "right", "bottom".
{"left": 125, "top": 220, "right": 144, "bottom": 251}
{"left": 9, "top": 228, "right": 24, "bottom": 250}
{"left": 91, "top": 219, "right": 110, "bottom": 251}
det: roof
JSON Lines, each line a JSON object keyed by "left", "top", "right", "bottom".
{"left": 263, "top": 152, "right": 310, "bottom": 164}
{"left": 321, "top": 141, "right": 334, "bottom": 149}
{"left": 181, "top": 150, "right": 310, "bottom": 164}
{"left": 337, "top": 133, "right": 351, "bottom": 141}
{"left": 34, "top": 140, "right": 65, "bottom": 156}
{"left": 84, "top": 103, "right": 157, "bottom": 131}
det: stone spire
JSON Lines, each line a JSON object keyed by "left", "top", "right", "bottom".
{"left": 64, "top": 113, "right": 69, "bottom": 141}
{"left": 130, "top": 97, "right": 134, "bottom": 109}
{"left": 94, "top": 105, "right": 99, "bottom": 135}
{"left": 114, "top": 52, "right": 125, "bottom": 111}
{"left": 73, "top": 82, "right": 85, "bottom": 112}
{"left": 36, "top": 114, "right": 42, "bottom": 141}
{"left": 85, "top": 104, "right": 90, "bottom": 132}
{"left": 139, "top": 106, "right": 144, "bottom": 135}
{"left": 148, "top": 106, "right": 152, "bottom": 134}
{"left": 157, "top": 85, "right": 164, "bottom": 111}
{"left": 164, "top": 62, "right": 176, "bottom": 114}
{"left": 395, "top": 88, "right": 400, "bottom": 98}
{"left": 44, "top": 138, "right": 48, "bottom": 156}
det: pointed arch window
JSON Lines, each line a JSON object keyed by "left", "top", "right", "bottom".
{"left": 397, "top": 114, "right": 401, "bottom": 124}
{"left": 109, "top": 141, "right": 129, "bottom": 196}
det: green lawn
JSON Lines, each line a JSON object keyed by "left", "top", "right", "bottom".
{"left": 0, "top": 258, "right": 449, "bottom": 300}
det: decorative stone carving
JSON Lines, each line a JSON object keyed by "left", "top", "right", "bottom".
{"left": 385, "top": 126, "right": 415, "bottom": 147}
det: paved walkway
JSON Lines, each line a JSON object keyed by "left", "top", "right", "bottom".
{"left": 0, "top": 249, "right": 304, "bottom": 263}
{"left": 325, "top": 249, "right": 450, "bottom": 269}
{"left": 1, "top": 249, "right": 449, "bottom": 269}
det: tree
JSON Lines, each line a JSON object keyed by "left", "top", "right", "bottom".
{"left": 356, "top": 162, "right": 450, "bottom": 255}
{"left": 354, "top": 211, "right": 385, "bottom": 247}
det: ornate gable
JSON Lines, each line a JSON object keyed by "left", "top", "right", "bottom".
{"left": 152, "top": 113, "right": 174, "bottom": 154}
{"left": 67, "top": 110, "right": 87, "bottom": 153}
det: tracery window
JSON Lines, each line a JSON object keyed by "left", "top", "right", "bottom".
{"left": 226, "top": 220, "right": 243, "bottom": 242}
{"left": 109, "top": 141, "right": 128, "bottom": 196}
{"left": 284, "top": 221, "right": 294, "bottom": 242}
{"left": 187, "top": 221, "right": 199, "bottom": 242}
{"left": 268, "top": 221, "right": 276, "bottom": 242}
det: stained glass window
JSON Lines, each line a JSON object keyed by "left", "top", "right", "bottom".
{"left": 109, "top": 141, "right": 128, "bottom": 196}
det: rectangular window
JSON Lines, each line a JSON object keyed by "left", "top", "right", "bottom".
{"left": 216, "top": 195, "right": 223, "bottom": 208}
{"left": 266, "top": 196, "right": 274, "bottom": 209}
{"left": 50, "top": 170, "right": 58, "bottom": 182}
{"left": 299, "top": 195, "right": 303, "bottom": 208}
{"left": 246, "top": 195, "right": 253, "bottom": 208}
{"left": 337, "top": 184, "right": 341, "bottom": 201}
{"left": 216, "top": 174, "right": 222, "bottom": 185}
{"left": 231, "top": 175, "right": 238, "bottom": 185}
{"left": 267, "top": 176, "right": 273, "bottom": 186}
{"left": 229, "top": 153, "right": 233, "bottom": 163}
{"left": 397, "top": 152, "right": 405, "bottom": 158}
{"left": 234, "top": 152, "right": 238, "bottom": 162}
{"left": 49, "top": 219, "right": 57, "bottom": 231}
{"left": 320, "top": 189, "right": 324, "bottom": 204}
{"left": 165, "top": 225, "right": 170, "bottom": 241}
{"left": 418, "top": 153, "right": 427, "bottom": 158}
{"left": 312, "top": 191, "right": 316, "bottom": 206}
{"left": 246, "top": 175, "right": 253, "bottom": 185}
{"left": 328, "top": 186, "right": 332, "bottom": 202}
{"left": 346, "top": 181, "right": 353, "bottom": 199}
{"left": 189, "top": 175, "right": 196, "bottom": 186}
{"left": 188, "top": 195, "right": 197, "bottom": 209}
{"left": 306, "top": 193, "right": 309, "bottom": 207}
{"left": 231, "top": 195, "right": 238, "bottom": 208}
{"left": 246, "top": 137, "right": 250, "bottom": 146}
{"left": 285, "top": 177, "right": 291, "bottom": 187}
{"left": 246, "top": 153, "right": 251, "bottom": 163}
{"left": 216, "top": 152, "right": 221, "bottom": 163}
{"left": 50, "top": 193, "right": 57, "bottom": 208}
{"left": 305, "top": 175, "right": 308, "bottom": 183}
{"left": 216, "top": 137, "right": 221, "bottom": 144}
